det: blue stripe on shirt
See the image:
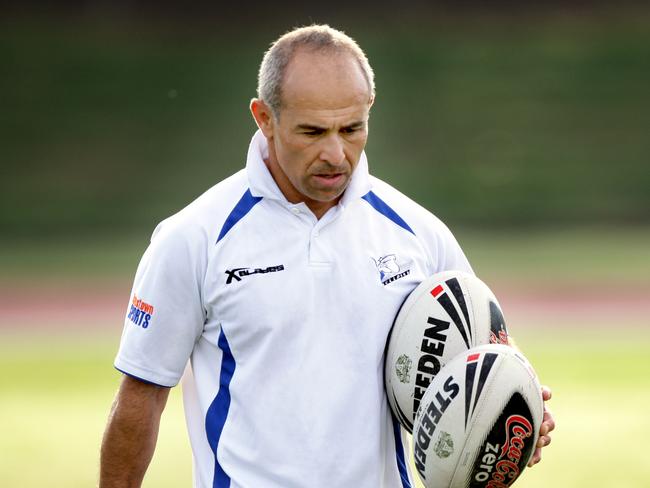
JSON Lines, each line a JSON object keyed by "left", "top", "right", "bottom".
{"left": 216, "top": 188, "right": 263, "bottom": 244}
{"left": 205, "top": 328, "right": 236, "bottom": 487}
{"left": 362, "top": 191, "right": 415, "bottom": 235}
{"left": 393, "top": 415, "right": 413, "bottom": 488}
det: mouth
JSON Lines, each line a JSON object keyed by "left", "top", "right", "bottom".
{"left": 312, "top": 173, "right": 346, "bottom": 188}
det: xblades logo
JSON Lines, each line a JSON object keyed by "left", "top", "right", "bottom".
{"left": 225, "top": 265, "right": 285, "bottom": 284}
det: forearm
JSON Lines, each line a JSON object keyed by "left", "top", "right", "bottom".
{"left": 100, "top": 376, "right": 170, "bottom": 488}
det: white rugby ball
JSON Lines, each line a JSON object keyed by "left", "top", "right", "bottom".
{"left": 385, "top": 270, "right": 509, "bottom": 432}
{"left": 412, "top": 344, "right": 543, "bottom": 488}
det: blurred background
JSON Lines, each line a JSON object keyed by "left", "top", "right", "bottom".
{"left": 1, "top": 1, "right": 649, "bottom": 487}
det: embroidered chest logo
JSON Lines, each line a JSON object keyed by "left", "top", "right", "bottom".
{"left": 372, "top": 254, "right": 411, "bottom": 286}
{"left": 225, "top": 265, "right": 285, "bottom": 284}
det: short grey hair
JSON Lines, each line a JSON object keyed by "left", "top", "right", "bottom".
{"left": 257, "top": 24, "right": 375, "bottom": 118}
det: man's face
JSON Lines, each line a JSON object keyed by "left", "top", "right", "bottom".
{"left": 253, "top": 49, "right": 372, "bottom": 216}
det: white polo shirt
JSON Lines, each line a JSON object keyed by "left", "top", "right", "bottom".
{"left": 115, "top": 130, "right": 472, "bottom": 488}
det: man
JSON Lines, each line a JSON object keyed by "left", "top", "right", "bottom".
{"left": 100, "top": 25, "right": 554, "bottom": 488}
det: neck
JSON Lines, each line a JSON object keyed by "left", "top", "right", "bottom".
{"left": 264, "top": 157, "right": 339, "bottom": 219}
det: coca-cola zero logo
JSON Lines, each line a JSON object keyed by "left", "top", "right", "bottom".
{"left": 469, "top": 393, "right": 535, "bottom": 488}
{"left": 486, "top": 415, "right": 533, "bottom": 488}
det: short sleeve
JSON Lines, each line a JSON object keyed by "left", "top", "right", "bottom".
{"left": 434, "top": 222, "right": 474, "bottom": 276}
{"left": 114, "top": 219, "right": 207, "bottom": 387}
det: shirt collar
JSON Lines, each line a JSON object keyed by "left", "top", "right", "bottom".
{"left": 247, "top": 129, "right": 284, "bottom": 200}
{"left": 246, "top": 129, "right": 372, "bottom": 205}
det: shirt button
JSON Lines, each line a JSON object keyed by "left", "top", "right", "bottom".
{"left": 291, "top": 207, "right": 300, "bottom": 215}
{"left": 313, "top": 231, "right": 320, "bottom": 237}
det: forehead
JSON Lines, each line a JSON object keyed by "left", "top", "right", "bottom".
{"left": 281, "top": 49, "right": 371, "bottom": 113}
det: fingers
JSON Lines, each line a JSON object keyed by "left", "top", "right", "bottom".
{"left": 542, "top": 407, "right": 556, "bottom": 434}
{"left": 528, "top": 388, "right": 556, "bottom": 468}
{"left": 528, "top": 447, "right": 542, "bottom": 467}
{"left": 540, "top": 422, "right": 549, "bottom": 437}
{"left": 541, "top": 385, "right": 556, "bottom": 436}
{"left": 537, "top": 434, "right": 552, "bottom": 449}
{"left": 528, "top": 434, "right": 552, "bottom": 467}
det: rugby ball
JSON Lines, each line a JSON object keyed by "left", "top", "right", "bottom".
{"left": 385, "top": 270, "right": 509, "bottom": 432}
{"left": 412, "top": 344, "right": 543, "bottom": 488}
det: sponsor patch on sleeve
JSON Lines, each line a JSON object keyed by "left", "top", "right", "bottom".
{"left": 126, "top": 294, "right": 154, "bottom": 329}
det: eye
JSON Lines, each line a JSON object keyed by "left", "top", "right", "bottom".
{"left": 342, "top": 125, "right": 363, "bottom": 134}
{"left": 302, "top": 128, "right": 324, "bottom": 136}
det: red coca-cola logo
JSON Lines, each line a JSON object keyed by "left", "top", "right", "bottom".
{"left": 486, "top": 415, "right": 533, "bottom": 488}
{"left": 489, "top": 329, "right": 509, "bottom": 345}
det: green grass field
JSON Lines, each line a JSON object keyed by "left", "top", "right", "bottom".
{"left": 1, "top": 229, "right": 649, "bottom": 487}
{"left": 2, "top": 328, "right": 649, "bottom": 487}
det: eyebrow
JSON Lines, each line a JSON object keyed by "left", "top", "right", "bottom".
{"left": 296, "top": 121, "right": 366, "bottom": 131}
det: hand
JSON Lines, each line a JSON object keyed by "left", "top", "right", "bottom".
{"left": 528, "top": 385, "right": 555, "bottom": 467}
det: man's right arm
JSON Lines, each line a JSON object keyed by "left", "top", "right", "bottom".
{"left": 99, "top": 375, "right": 171, "bottom": 488}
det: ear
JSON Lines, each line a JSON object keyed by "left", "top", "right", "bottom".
{"left": 250, "top": 98, "right": 275, "bottom": 139}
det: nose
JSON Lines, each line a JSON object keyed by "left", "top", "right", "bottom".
{"left": 319, "top": 134, "right": 346, "bottom": 165}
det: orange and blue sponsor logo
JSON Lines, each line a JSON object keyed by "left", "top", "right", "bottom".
{"left": 127, "top": 294, "right": 154, "bottom": 329}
